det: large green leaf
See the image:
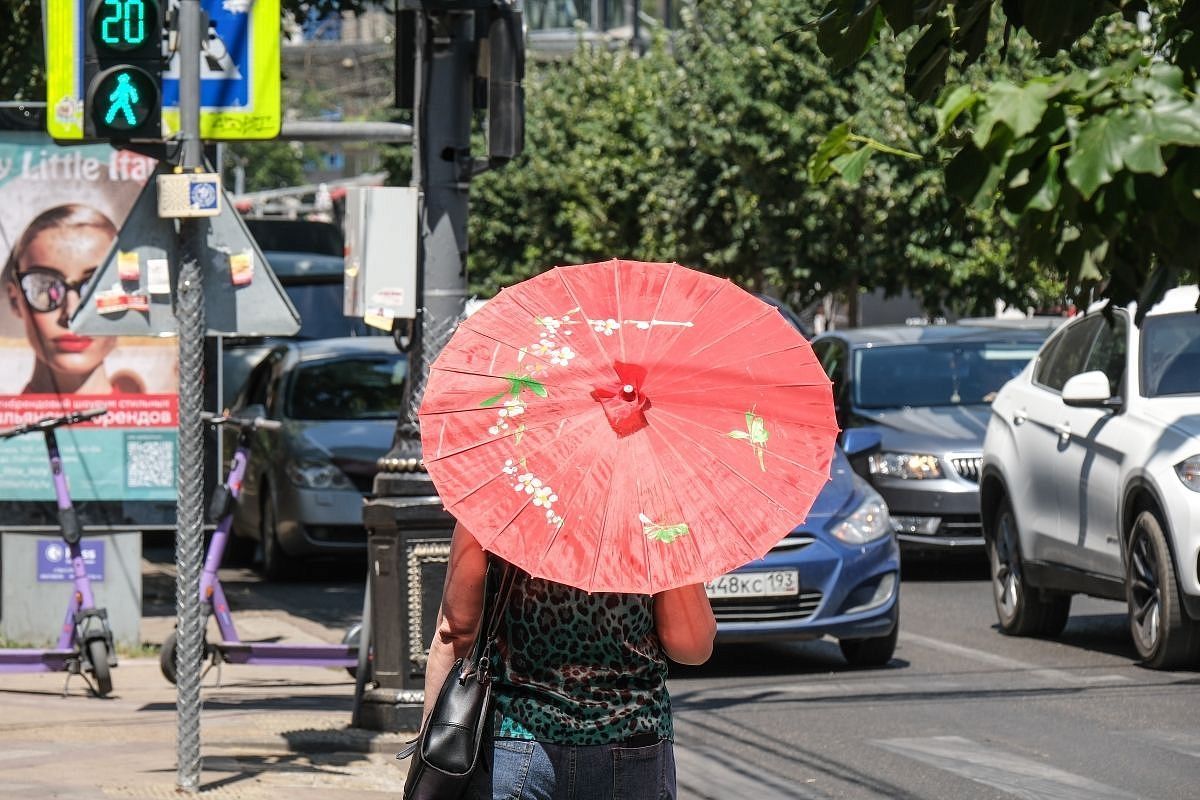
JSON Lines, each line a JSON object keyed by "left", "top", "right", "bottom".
{"left": 807, "top": 122, "right": 853, "bottom": 183}
{"left": 972, "top": 80, "right": 1053, "bottom": 148}
{"left": 1122, "top": 109, "right": 1168, "bottom": 176}
{"left": 905, "top": 16, "right": 953, "bottom": 101}
{"left": 817, "top": 0, "right": 884, "bottom": 71}
{"left": 832, "top": 146, "right": 876, "bottom": 183}
{"left": 1147, "top": 98, "right": 1200, "bottom": 147}
{"left": 953, "top": 0, "right": 993, "bottom": 68}
{"left": 945, "top": 142, "right": 1004, "bottom": 208}
{"left": 935, "top": 84, "right": 979, "bottom": 136}
{"left": 1065, "top": 111, "right": 1136, "bottom": 199}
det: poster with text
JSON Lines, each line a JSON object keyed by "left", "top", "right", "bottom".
{"left": 0, "top": 132, "right": 178, "bottom": 525}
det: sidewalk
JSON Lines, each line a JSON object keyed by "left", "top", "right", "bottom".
{"left": 0, "top": 555, "right": 414, "bottom": 799}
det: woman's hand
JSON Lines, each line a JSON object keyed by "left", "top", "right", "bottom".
{"left": 653, "top": 583, "right": 716, "bottom": 665}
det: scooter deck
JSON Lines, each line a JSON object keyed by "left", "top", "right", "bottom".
{"left": 0, "top": 648, "right": 75, "bottom": 672}
{"left": 216, "top": 641, "right": 357, "bottom": 668}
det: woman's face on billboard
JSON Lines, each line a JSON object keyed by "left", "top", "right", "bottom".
{"left": 10, "top": 225, "right": 117, "bottom": 379}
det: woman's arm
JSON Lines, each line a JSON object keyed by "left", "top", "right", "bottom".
{"left": 421, "top": 523, "right": 490, "bottom": 721}
{"left": 653, "top": 583, "right": 716, "bottom": 665}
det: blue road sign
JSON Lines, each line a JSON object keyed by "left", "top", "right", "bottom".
{"left": 161, "top": 0, "right": 249, "bottom": 108}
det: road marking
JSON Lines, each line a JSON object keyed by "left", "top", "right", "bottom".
{"left": 0, "top": 748, "right": 50, "bottom": 762}
{"left": 1132, "top": 729, "right": 1200, "bottom": 758}
{"left": 875, "top": 735, "right": 1139, "bottom": 800}
{"left": 901, "top": 631, "right": 1130, "bottom": 685}
{"left": 675, "top": 743, "right": 811, "bottom": 800}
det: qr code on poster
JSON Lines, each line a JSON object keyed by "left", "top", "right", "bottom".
{"left": 125, "top": 434, "right": 176, "bottom": 489}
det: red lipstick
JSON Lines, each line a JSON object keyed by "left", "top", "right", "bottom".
{"left": 55, "top": 335, "right": 94, "bottom": 353}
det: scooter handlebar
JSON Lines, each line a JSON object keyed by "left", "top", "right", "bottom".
{"left": 0, "top": 407, "right": 108, "bottom": 439}
{"left": 201, "top": 411, "right": 282, "bottom": 433}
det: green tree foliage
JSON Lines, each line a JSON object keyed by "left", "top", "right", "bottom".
{"left": 810, "top": 0, "right": 1200, "bottom": 317}
{"left": 222, "top": 139, "right": 317, "bottom": 192}
{"left": 0, "top": 0, "right": 44, "bottom": 102}
{"left": 468, "top": 0, "right": 1063, "bottom": 315}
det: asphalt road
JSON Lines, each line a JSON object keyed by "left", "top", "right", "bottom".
{"left": 670, "top": 558, "right": 1200, "bottom": 800}
{"left": 170, "top": 548, "right": 1199, "bottom": 800}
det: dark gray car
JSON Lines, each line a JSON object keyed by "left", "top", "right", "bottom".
{"left": 811, "top": 323, "right": 1055, "bottom": 555}
{"left": 227, "top": 337, "right": 406, "bottom": 578}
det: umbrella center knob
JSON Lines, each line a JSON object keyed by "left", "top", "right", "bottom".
{"left": 620, "top": 384, "right": 637, "bottom": 401}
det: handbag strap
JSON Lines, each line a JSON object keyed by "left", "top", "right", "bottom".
{"left": 472, "top": 559, "right": 517, "bottom": 666}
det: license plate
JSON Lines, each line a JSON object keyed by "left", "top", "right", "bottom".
{"left": 705, "top": 569, "right": 798, "bottom": 599}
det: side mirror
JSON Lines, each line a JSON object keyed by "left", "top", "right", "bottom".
{"left": 1062, "top": 370, "right": 1121, "bottom": 410}
{"left": 841, "top": 428, "right": 883, "bottom": 458}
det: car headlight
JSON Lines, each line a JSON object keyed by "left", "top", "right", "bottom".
{"left": 868, "top": 452, "right": 943, "bottom": 479}
{"left": 286, "top": 459, "right": 353, "bottom": 490}
{"left": 1177, "top": 455, "right": 1200, "bottom": 493}
{"left": 831, "top": 481, "right": 892, "bottom": 544}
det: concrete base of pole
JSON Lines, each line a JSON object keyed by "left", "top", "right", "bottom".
{"left": 356, "top": 688, "right": 424, "bottom": 732}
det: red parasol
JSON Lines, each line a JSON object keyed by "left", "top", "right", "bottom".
{"left": 419, "top": 259, "right": 839, "bottom": 594}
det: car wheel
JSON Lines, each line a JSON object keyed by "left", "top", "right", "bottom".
{"left": 839, "top": 623, "right": 898, "bottom": 668}
{"left": 1125, "top": 510, "right": 1200, "bottom": 669}
{"left": 988, "top": 497, "right": 1071, "bottom": 637}
{"left": 259, "top": 487, "right": 298, "bottom": 581}
{"left": 222, "top": 529, "right": 258, "bottom": 566}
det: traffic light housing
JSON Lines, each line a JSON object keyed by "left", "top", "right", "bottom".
{"left": 83, "top": 0, "right": 164, "bottom": 140}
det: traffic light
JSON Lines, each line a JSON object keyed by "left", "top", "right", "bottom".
{"left": 83, "top": 0, "right": 164, "bottom": 140}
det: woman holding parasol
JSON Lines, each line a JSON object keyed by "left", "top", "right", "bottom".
{"left": 418, "top": 260, "right": 839, "bottom": 799}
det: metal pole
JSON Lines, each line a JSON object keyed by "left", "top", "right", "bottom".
{"left": 357, "top": 4, "right": 478, "bottom": 731}
{"left": 174, "top": 0, "right": 206, "bottom": 790}
{"left": 392, "top": 9, "right": 474, "bottom": 448}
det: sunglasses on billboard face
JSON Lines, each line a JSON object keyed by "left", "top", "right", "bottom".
{"left": 14, "top": 269, "right": 94, "bottom": 314}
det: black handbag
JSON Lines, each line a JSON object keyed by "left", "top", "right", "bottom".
{"left": 400, "top": 561, "right": 516, "bottom": 800}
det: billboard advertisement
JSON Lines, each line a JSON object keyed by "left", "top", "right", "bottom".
{"left": 0, "top": 132, "right": 178, "bottom": 530}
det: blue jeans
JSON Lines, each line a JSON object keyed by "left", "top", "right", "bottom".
{"left": 468, "top": 737, "right": 677, "bottom": 800}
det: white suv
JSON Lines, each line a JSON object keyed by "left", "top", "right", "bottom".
{"left": 980, "top": 286, "right": 1200, "bottom": 668}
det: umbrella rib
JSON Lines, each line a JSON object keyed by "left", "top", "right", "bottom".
{"left": 649, "top": 405, "right": 840, "bottom": 481}
{"left": 422, "top": 408, "right": 597, "bottom": 464}
{"left": 551, "top": 262, "right": 626, "bottom": 380}
{"left": 637, "top": 428, "right": 709, "bottom": 591}
{"left": 653, "top": 378, "right": 833, "bottom": 399}
{"left": 647, "top": 424, "right": 775, "bottom": 575}
{"left": 637, "top": 263, "right": 723, "bottom": 380}
{"left": 649, "top": 313, "right": 808, "bottom": 396}
{"left": 649, "top": 409, "right": 833, "bottom": 513}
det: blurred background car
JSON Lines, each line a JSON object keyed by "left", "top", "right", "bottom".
{"left": 219, "top": 218, "right": 386, "bottom": 409}
{"left": 981, "top": 285, "right": 1200, "bottom": 668}
{"left": 709, "top": 431, "right": 900, "bottom": 667}
{"left": 811, "top": 324, "right": 1054, "bottom": 557}
{"left": 227, "top": 336, "right": 406, "bottom": 578}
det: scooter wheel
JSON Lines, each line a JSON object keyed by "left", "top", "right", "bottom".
{"left": 87, "top": 639, "right": 113, "bottom": 697}
{"left": 160, "top": 631, "right": 178, "bottom": 684}
{"left": 161, "top": 631, "right": 214, "bottom": 684}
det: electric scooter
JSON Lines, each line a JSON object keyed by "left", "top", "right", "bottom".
{"left": 0, "top": 408, "right": 118, "bottom": 697}
{"left": 159, "top": 410, "right": 363, "bottom": 684}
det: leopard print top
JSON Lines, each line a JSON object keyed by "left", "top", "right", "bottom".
{"left": 492, "top": 572, "right": 673, "bottom": 745}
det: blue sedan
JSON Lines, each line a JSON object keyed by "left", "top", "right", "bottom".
{"left": 707, "top": 432, "right": 900, "bottom": 667}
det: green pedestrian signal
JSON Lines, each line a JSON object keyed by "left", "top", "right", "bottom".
{"left": 82, "top": 0, "right": 163, "bottom": 140}
{"left": 89, "top": 67, "right": 158, "bottom": 132}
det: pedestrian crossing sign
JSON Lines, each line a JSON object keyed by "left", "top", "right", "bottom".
{"left": 46, "top": 0, "right": 281, "bottom": 142}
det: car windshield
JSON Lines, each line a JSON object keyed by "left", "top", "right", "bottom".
{"left": 283, "top": 283, "right": 383, "bottom": 339}
{"left": 853, "top": 341, "right": 1041, "bottom": 409}
{"left": 1141, "top": 312, "right": 1200, "bottom": 397}
{"left": 286, "top": 355, "right": 407, "bottom": 420}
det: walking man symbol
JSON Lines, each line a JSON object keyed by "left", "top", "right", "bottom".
{"left": 105, "top": 73, "right": 140, "bottom": 126}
